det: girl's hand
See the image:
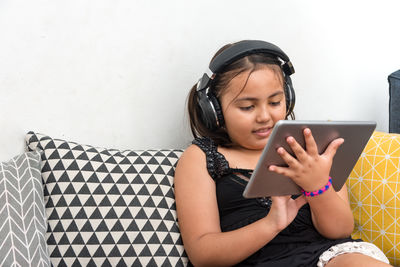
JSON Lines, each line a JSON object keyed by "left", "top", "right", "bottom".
{"left": 268, "top": 128, "right": 344, "bottom": 192}
{"left": 267, "top": 195, "right": 306, "bottom": 231}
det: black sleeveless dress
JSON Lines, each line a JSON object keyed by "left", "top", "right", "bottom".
{"left": 190, "top": 137, "right": 360, "bottom": 267}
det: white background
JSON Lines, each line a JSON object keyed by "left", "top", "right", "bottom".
{"left": 1, "top": 0, "right": 399, "bottom": 161}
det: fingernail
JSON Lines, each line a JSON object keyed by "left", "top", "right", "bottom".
{"left": 269, "top": 165, "right": 275, "bottom": 171}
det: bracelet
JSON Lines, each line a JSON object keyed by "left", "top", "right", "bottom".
{"left": 301, "top": 177, "right": 332, "bottom": 197}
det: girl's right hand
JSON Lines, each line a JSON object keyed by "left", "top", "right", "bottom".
{"left": 269, "top": 128, "right": 344, "bottom": 192}
{"left": 267, "top": 195, "right": 307, "bottom": 231}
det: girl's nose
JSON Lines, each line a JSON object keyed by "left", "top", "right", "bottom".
{"left": 256, "top": 107, "right": 271, "bottom": 123}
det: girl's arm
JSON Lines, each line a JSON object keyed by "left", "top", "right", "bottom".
{"left": 306, "top": 184, "right": 354, "bottom": 239}
{"left": 174, "top": 145, "right": 306, "bottom": 267}
{"left": 269, "top": 128, "right": 354, "bottom": 239}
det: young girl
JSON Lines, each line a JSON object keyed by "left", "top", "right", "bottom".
{"left": 174, "top": 40, "right": 391, "bottom": 267}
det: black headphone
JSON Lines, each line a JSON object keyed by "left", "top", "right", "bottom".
{"left": 196, "top": 40, "right": 296, "bottom": 131}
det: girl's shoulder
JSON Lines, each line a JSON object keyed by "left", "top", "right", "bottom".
{"left": 178, "top": 137, "right": 231, "bottom": 180}
{"left": 176, "top": 139, "right": 209, "bottom": 174}
{"left": 174, "top": 142, "right": 213, "bottom": 185}
{"left": 178, "top": 142, "right": 206, "bottom": 167}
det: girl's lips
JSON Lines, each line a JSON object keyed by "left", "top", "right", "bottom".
{"left": 253, "top": 127, "right": 272, "bottom": 138}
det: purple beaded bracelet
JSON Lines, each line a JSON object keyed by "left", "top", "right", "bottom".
{"left": 301, "top": 177, "right": 332, "bottom": 197}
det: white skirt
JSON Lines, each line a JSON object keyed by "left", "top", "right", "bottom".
{"left": 317, "top": 241, "right": 390, "bottom": 266}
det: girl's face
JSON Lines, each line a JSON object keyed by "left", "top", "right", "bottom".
{"left": 220, "top": 66, "right": 286, "bottom": 151}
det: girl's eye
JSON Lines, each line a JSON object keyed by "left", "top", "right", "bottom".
{"left": 270, "top": 101, "right": 281, "bottom": 106}
{"left": 239, "top": 105, "right": 254, "bottom": 111}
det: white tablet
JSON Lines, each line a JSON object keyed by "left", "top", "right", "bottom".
{"left": 242, "top": 120, "right": 376, "bottom": 198}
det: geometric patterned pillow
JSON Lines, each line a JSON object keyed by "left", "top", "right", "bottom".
{"left": 0, "top": 151, "right": 51, "bottom": 267}
{"left": 347, "top": 131, "right": 400, "bottom": 266}
{"left": 25, "top": 132, "right": 188, "bottom": 267}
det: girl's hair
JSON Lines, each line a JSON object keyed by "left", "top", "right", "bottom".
{"left": 187, "top": 42, "right": 295, "bottom": 147}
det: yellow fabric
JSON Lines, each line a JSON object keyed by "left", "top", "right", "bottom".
{"left": 347, "top": 131, "right": 400, "bottom": 266}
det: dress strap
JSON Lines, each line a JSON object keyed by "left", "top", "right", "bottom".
{"left": 192, "top": 137, "right": 231, "bottom": 180}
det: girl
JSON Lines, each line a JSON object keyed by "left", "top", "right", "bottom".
{"left": 174, "top": 40, "right": 391, "bottom": 267}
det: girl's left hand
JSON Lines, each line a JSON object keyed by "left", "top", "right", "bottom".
{"left": 269, "top": 128, "right": 344, "bottom": 192}
{"left": 268, "top": 195, "right": 307, "bottom": 231}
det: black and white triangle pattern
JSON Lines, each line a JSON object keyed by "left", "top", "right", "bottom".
{"left": 25, "top": 132, "right": 188, "bottom": 267}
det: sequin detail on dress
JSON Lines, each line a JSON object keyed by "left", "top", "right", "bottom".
{"left": 192, "top": 137, "right": 231, "bottom": 179}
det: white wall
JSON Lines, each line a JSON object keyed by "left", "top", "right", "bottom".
{"left": 1, "top": 0, "right": 399, "bottom": 161}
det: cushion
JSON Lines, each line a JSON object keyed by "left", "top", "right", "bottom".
{"left": 25, "top": 132, "right": 188, "bottom": 267}
{"left": 0, "top": 151, "right": 51, "bottom": 267}
{"left": 347, "top": 131, "right": 400, "bottom": 266}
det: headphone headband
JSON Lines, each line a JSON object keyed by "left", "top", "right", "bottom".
{"left": 210, "top": 40, "right": 295, "bottom": 75}
{"left": 197, "top": 40, "right": 295, "bottom": 92}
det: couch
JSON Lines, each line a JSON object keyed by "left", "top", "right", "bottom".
{"left": 0, "top": 71, "right": 399, "bottom": 267}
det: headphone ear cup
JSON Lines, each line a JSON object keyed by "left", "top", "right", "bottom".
{"left": 197, "top": 90, "right": 224, "bottom": 130}
{"left": 209, "top": 93, "right": 225, "bottom": 128}
{"left": 284, "top": 76, "right": 296, "bottom": 116}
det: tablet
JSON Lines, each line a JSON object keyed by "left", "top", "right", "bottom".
{"left": 242, "top": 120, "right": 376, "bottom": 198}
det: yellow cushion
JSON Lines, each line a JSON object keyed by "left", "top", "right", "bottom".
{"left": 347, "top": 131, "right": 400, "bottom": 266}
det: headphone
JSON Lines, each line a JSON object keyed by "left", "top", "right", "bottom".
{"left": 196, "top": 40, "right": 296, "bottom": 131}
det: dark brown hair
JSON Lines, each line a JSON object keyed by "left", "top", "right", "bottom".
{"left": 187, "top": 42, "right": 295, "bottom": 147}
